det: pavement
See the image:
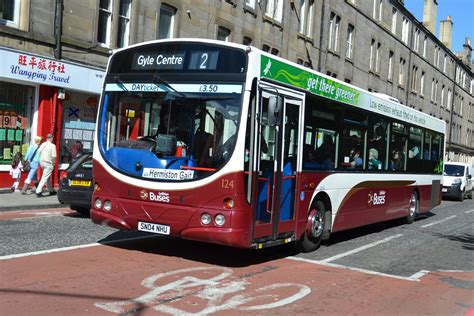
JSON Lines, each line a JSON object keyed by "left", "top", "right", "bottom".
{"left": 0, "top": 187, "right": 64, "bottom": 212}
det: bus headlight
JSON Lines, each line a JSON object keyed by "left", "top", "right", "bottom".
{"left": 103, "top": 200, "right": 112, "bottom": 212}
{"left": 214, "top": 214, "right": 226, "bottom": 226}
{"left": 94, "top": 198, "right": 103, "bottom": 209}
{"left": 200, "top": 213, "right": 211, "bottom": 225}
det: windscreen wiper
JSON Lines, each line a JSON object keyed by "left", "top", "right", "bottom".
{"left": 113, "top": 76, "right": 142, "bottom": 97}
{"left": 152, "top": 75, "right": 186, "bottom": 98}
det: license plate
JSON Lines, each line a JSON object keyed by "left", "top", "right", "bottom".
{"left": 138, "top": 221, "right": 170, "bottom": 235}
{"left": 442, "top": 188, "right": 448, "bottom": 192}
{"left": 71, "top": 180, "right": 91, "bottom": 186}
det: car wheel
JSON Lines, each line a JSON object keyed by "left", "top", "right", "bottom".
{"left": 71, "top": 206, "right": 90, "bottom": 215}
{"left": 459, "top": 190, "right": 464, "bottom": 202}
{"left": 297, "top": 200, "right": 327, "bottom": 253}
{"left": 406, "top": 191, "right": 419, "bottom": 224}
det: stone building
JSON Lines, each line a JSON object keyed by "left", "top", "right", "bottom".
{"left": 0, "top": 0, "right": 472, "bottom": 187}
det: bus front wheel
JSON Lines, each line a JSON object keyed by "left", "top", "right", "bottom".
{"left": 297, "top": 200, "right": 326, "bottom": 253}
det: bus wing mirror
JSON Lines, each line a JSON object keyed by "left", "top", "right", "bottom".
{"left": 267, "top": 95, "right": 282, "bottom": 126}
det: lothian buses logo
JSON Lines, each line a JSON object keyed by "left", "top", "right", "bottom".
{"left": 140, "top": 190, "right": 170, "bottom": 203}
{"left": 368, "top": 190, "right": 386, "bottom": 207}
{"left": 140, "top": 190, "right": 148, "bottom": 200}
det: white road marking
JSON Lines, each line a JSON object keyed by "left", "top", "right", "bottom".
{"left": 409, "top": 270, "right": 430, "bottom": 280}
{"left": 421, "top": 215, "right": 457, "bottom": 228}
{"left": 288, "top": 257, "right": 422, "bottom": 282}
{"left": 318, "top": 234, "right": 404, "bottom": 263}
{"left": 95, "top": 267, "right": 311, "bottom": 314}
{"left": 465, "top": 209, "right": 474, "bottom": 214}
{"left": 0, "top": 235, "right": 158, "bottom": 261}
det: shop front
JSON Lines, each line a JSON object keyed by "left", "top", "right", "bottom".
{"left": 0, "top": 47, "right": 105, "bottom": 189}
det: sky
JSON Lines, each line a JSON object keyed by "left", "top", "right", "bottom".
{"left": 404, "top": 0, "right": 474, "bottom": 54}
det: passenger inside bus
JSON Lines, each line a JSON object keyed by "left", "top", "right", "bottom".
{"left": 389, "top": 149, "right": 404, "bottom": 171}
{"left": 368, "top": 148, "right": 382, "bottom": 170}
{"left": 348, "top": 147, "right": 363, "bottom": 169}
{"left": 314, "top": 134, "right": 335, "bottom": 169}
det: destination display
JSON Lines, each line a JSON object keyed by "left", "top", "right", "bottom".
{"left": 110, "top": 42, "right": 247, "bottom": 74}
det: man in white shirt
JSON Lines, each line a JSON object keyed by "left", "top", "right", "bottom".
{"left": 36, "top": 133, "right": 57, "bottom": 198}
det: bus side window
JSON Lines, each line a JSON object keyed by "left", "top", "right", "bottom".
{"left": 389, "top": 122, "right": 407, "bottom": 172}
{"left": 367, "top": 118, "right": 388, "bottom": 170}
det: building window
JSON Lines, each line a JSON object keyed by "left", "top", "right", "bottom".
{"left": 98, "top": 0, "right": 113, "bottom": 46}
{"left": 423, "top": 36, "right": 427, "bottom": 58}
{"left": 265, "top": 0, "right": 283, "bottom": 22}
{"left": 441, "top": 85, "right": 445, "bottom": 106}
{"left": 328, "top": 12, "right": 341, "bottom": 52}
{"left": 243, "top": 36, "right": 252, "bottom": 45}
{"left": 413, "top": 28, "right": 420, "bottom": 52}
{"left": 402, "top": 17, "right": 409, "bottom": 44}
{"left": 217, "top": 26, "right": 231, "bottom": 41}
{"left": 411, "top": 66, "right": 418, "bottom": 92}
{"left": 447, "top": 89, "right": 452, "bottom": 110}
{"left": 420, "top": 71, "right": 425, "bottom": 96}
{"left": 443, "top": 54, "right": 447, "bottom": 73}
{"left": 373, "top": 0, "right": 382, "bottom": 22}
{"left": 0, "top": 81, "right": 35, "bottom": 166}
{"left": 391, "top": 7, "right": 397, "bottom": 34}
{"left": 398, "top": 58, "right": 406, "bottom": 86}
{"left": 430, "top": 79, "right": 435, "bottom": 102}
{"left": 158, "top": 4, "right": 176, "bottom": 39}
{"left": 345, "top": 24, "right": 354, "bottom": 59}
{"left": 0, "top": 0, "right": 20, "bottom": 26}
{"left": 299, "top": 0, "right": 314, "bottom": 37}
{"left": 460, "top": 98, "right": 464, "bottom": 116}
{"left": 116, "top": 0, "right": 131, "bottom": 48}
{"left": 369, "top": 39, "right": 375, "bottom": 71}
{"left": 375, "top": 42, "right": 381, "bottom": 73}
{"left": 245, "top": 0, "right": 256, "bottom": 9}
{"left": 388, "top": 50, "right": 394, "bottom": 81}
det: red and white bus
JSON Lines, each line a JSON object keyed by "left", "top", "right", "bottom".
{"left": 91, "top": 39, "right": 445, "bottom": 252}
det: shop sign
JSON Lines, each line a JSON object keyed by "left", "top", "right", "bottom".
{"left": 0, "top": 49, "right": 105, "bottom": 93}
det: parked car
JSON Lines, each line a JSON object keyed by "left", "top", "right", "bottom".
{"left": 442, "top": 162, "right": 473, "bottom": 201}
{"left": 58, "top": 152, "right": 93, "bottom": 215}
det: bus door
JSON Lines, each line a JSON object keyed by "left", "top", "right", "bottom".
{"left": 252, "top": 89, "right": 302, "bottom": 244}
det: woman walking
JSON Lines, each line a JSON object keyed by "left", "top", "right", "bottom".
{"left": 21, "top": 136, "right": 42, "bottom": 195}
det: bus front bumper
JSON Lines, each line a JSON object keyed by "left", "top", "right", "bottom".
{"left": 90, "top": 208, "right": 250, "bottom": 248}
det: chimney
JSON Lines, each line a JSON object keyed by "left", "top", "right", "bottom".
{"left": 440, "top": 16, "right": 453, "bottom": 49}
{"left": 423, "top": 0, "right": 438, "bottom": 35}
{"left": 460, "top": 37, "right": 472, "bottom": 66}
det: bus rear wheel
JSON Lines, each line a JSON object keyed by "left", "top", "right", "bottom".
{"left": 406, "top": 191, "right": 419, "bottom": 224}
{"left": 297, "top": 200, "right": 326, "bottom": 253}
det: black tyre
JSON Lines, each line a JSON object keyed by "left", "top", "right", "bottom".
{"left": 406, "top": 191, "right": 419, "bottom": 224}
{"left": 71, "top": 206, "right": 90, "bottom": 216}
{"left": 459, "top": 190, "right": 464, "bottom": 202}
{"left": 297, "top": 200, "right": 326, "bottom": 253}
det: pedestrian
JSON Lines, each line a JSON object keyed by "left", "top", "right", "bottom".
{"left": 35, "top": 133, "right": 57, "bottom": 198}
{"left": 21, "top": 136, "right": 42, "bottom": 195}
{"left": 9, "top": 152, "right": 23, "bottom": 192}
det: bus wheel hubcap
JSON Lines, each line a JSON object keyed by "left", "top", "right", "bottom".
{"left": 409, "top": 193, "right": 417, "bottom": 217}
{"left": 307, "top": 208, "right": 323, "bottom": 238}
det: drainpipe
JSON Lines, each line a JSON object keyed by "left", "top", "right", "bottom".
{"left": 54, "top": 0, "right": 63, "bottom": 60}
{"left": 447, "top": 66, "right": 457, "bottom": 160}
{"left": 317, "top": 0, "right": 325, "bottom": 72}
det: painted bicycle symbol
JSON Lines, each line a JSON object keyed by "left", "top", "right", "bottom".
{"left": 95, "top": 266, "right": 311, "bottom": 315}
